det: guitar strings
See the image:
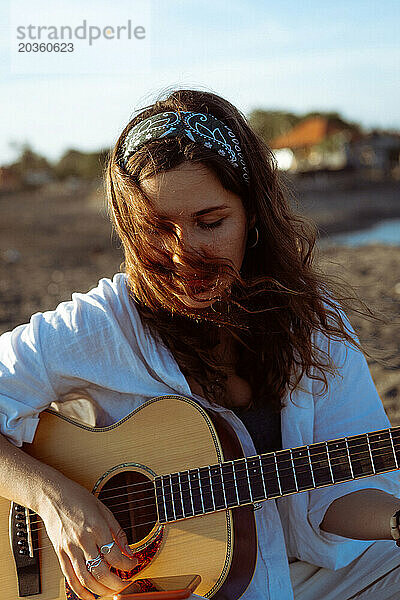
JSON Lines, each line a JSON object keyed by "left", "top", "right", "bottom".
{"left": 25, "top": 443, "right": 400, "bottom": 549}
{"left": 27, "top": 439, "right": 399, "bottom": 530}
{"left": 25, "top": 441, "right": 399, "bottom": 534}
{"left": 24, "top": 442, "right": 400, "bottom": 558}
{"left": 26, "top": 439, "right": 399, "bottom": 537}
{"left": 30, "top": 433, "right": 400, "bottom": 500}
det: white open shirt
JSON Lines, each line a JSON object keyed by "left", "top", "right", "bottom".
{"left": 0, "top": 273, "right": 399, "bottom": 600}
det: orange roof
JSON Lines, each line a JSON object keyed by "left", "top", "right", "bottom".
{"left": 270, "top": 116, "right": 349, "bottom": 149}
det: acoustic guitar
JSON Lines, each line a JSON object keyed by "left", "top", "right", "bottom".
{"left": 1, "top": 394, "right": 400, "bottom": 600}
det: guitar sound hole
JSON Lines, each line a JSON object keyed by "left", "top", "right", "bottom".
{"left": 97, "top": 470, "right": 158, "bottom": 544}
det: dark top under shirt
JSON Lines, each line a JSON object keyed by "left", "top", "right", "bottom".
{"left": 230, "top": 402, "right": 282, "bottom": 455}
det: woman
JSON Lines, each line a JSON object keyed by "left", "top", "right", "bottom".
{"left": 0, "top": 88, "right": 400, "bottom": 600}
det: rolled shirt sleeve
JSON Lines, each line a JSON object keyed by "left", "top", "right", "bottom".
{"left": 0, "top": 279, "right": 125, "bottom": 447}
{"left": 0, "top": 281, "right": 114, "bottom": 447}
{"left": 307, "top": 322, "right": 400, "bottom": 541}
{"left": 0, "top": 314, "right": 57, "bottom": 446}
{"left": 278, "top": 309, "right": 400, "bottom": 569}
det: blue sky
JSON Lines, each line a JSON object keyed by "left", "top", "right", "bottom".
{"left": 1, "top": 0, "right": 399, "bottom": 165}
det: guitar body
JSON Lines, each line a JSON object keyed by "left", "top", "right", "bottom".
{"left": 0, "top": 395, "right": 257, "bottom": 600}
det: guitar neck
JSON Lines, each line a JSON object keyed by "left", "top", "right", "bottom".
{"left": 155, "top": 426, "right": 400, "bottom": 523}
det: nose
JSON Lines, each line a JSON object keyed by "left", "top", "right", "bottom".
{"left": 171, "top": 225, "right": 201, "bottom": 265}
{"left": 171, "top": 226, "right": 212, "bottom": 273}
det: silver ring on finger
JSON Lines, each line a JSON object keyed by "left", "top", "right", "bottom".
{"left": 85, "top": 553, "right": 103, "bottom": 573}
{"left": 99, "top": 540, "right": 115, "bottom": 555}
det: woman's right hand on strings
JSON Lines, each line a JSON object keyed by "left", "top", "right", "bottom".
{"left": 39, "top": 474, "right": 138, "bottom": 600}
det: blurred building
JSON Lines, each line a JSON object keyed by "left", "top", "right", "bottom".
{"left": 270, "top": 116, "right": 400, "bottom": 182}
{"left": 270, "top": 116, "right": 358, "bottom": 172}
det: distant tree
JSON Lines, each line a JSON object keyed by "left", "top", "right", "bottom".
{"left": 8, "top": 143, "right": 52, "bottom": 177}
{"left": 302, "top": 110, "right": 342, "bottom": 121}
{"left": 248, "top": 110, "right": 300, "bottom": 144}
{"left": 54, "top": 148, "right": 109, "bottom": 180}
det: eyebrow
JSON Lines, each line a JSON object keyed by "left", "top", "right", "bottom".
{"left": 191, "top": 204, "right": 228, "bottom": 217}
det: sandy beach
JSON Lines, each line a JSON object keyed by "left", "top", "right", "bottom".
{"left": 1, "top": 177, "right": 400, "bottom": 423}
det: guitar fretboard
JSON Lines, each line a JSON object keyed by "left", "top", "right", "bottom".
{"left": 154, "top": 426, "right": 400, "bottom": 523}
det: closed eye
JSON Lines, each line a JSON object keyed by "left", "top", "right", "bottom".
{"left": 197, "top": 219, "right": 224, "bottom": 230}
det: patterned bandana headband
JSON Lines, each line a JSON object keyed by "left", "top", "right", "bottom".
{"left": 118, "top": 110, "right": 250, "bottom": 184}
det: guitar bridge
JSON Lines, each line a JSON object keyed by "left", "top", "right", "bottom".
{"left": 9, "top": 502, "right": 41, "bottom": 597}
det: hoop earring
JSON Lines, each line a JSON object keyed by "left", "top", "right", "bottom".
{"left": 248, "top": 226, "right": 259, "bottom": 249}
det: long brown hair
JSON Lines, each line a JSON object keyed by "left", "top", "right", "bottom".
{"left": 105, "top": 87, "right": 367, "bottom": 411}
